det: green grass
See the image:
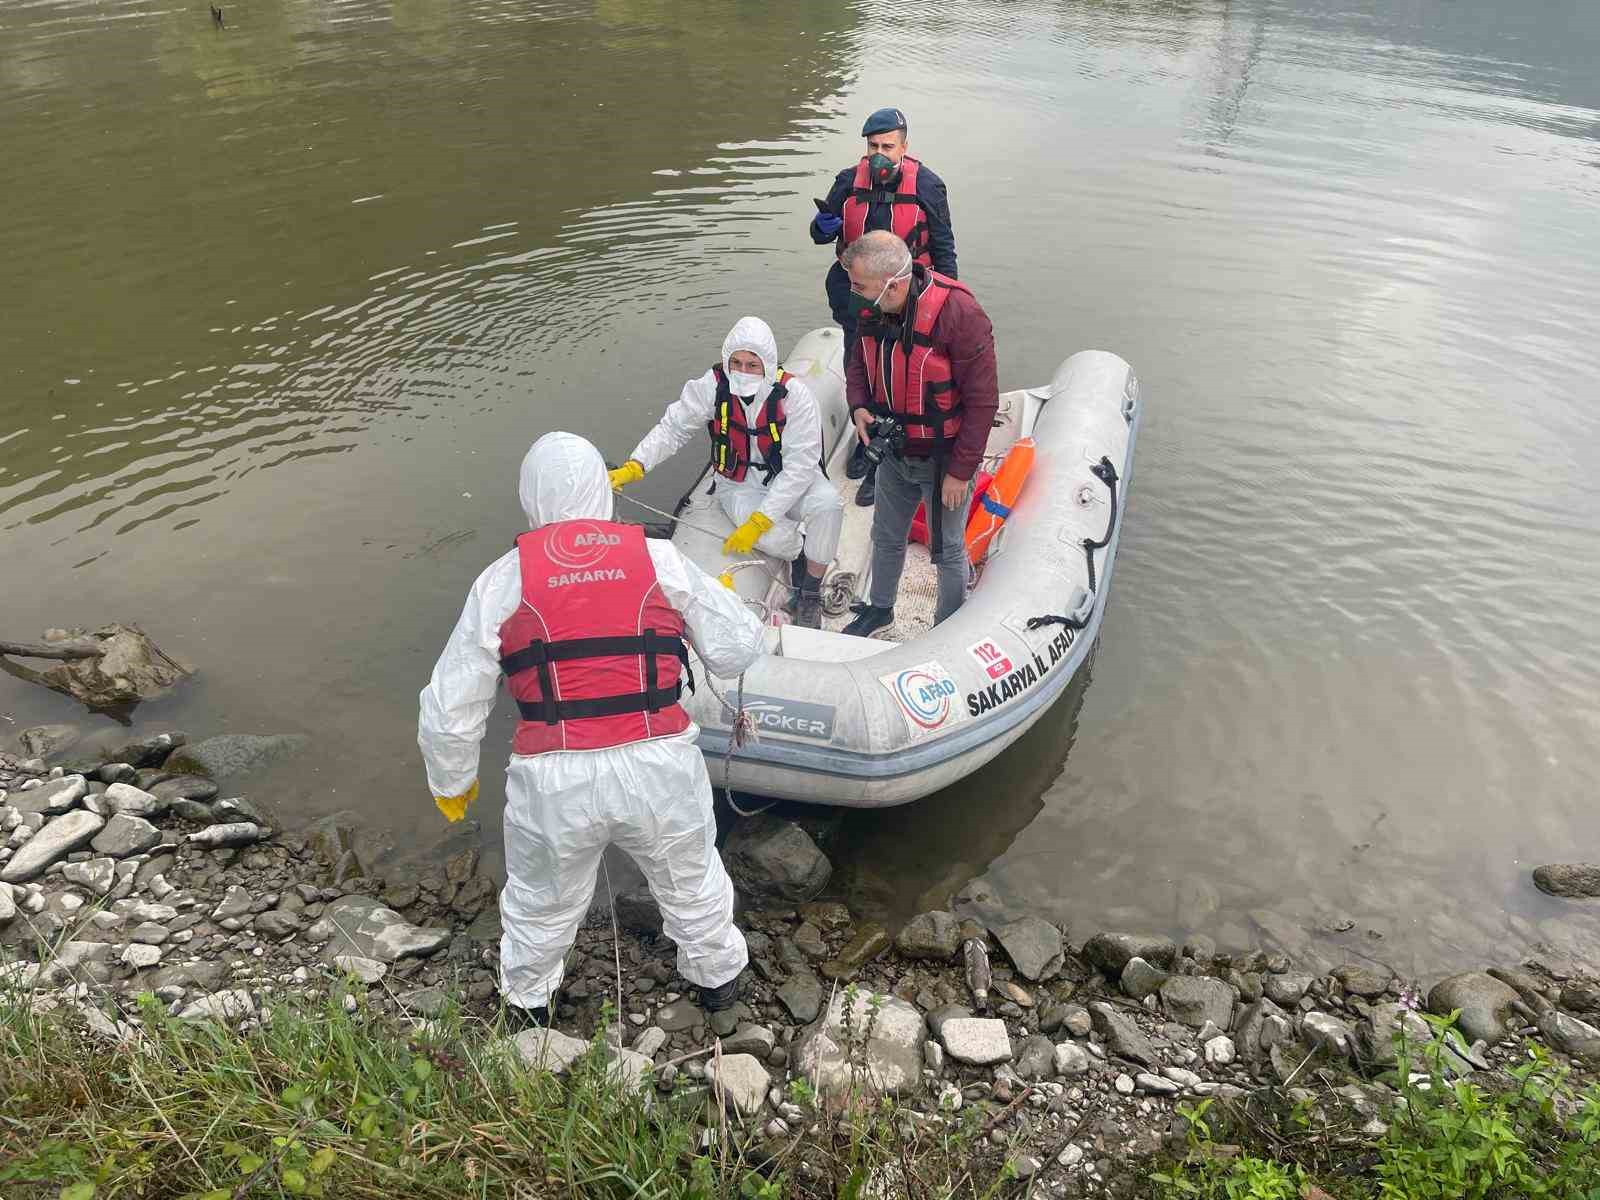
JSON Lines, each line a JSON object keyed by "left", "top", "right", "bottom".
{"left": 0, "top": 982, "right": 1016, "bottom": 1200}
{"left": 1151, "top": 1013, "right": 1600, "bottom": 1200}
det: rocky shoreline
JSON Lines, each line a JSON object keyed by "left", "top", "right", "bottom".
{"left": 4, "top": 726, "right": 1600, "bottom": 1197}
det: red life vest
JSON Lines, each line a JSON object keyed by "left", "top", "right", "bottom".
{"left": 707, "top": 364, "right": 791, "bottom": 484}
{"left": 498, "top": 521, "right": 692, "bottom": 755}
{"left": 858, "top": 268, "right": 969, "bottom": 455}
{"left": 840, "top": 155, "right": 932, "bottom": 267}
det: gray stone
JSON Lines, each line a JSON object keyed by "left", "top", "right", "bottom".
{"left": 9, "top": 775, "right": 87, "bottom": 816}
{"left": 105, "top": 731, "right": 184, "bottom": 768}
{"left": 1303, "top": 1011, "right": 1354, "bottom": 1056}
{"left": 1083, "top": 931, "right": 1178, "bottom": 975}
{"left": 333, "top": 954, "right": 388, "bottom": 984}
{"left": 1204, "top": 1035, "right": 1236, "bottom": 1065}
{"left": 721, "top": 815, "right": 831, "bottom": 905}
{"left": 62, "top": 857, "right": 117, "bottom": 895}
{"left": 18, "top": 724, "right": 81, "bottom": 760}
{"left": 212, "top": 886, "right": 253, "bottom": 921}
{"left": 1135, "top": 1072, "right": 1180, "bottom": 1095}
{"left": 1533, "top": 864, "right": 1600, "bottom": 899}
{"left": 1160, "top": 975, "right": 1236, "bottom": 1031}
{"left": 1263, "top": 973, "right": 1314, "bottom": 1006}
{"left": 924, "top": 1040, "right": 945, "bottom": 1072}
{"left": 1538, "top": 1010, "right": 1600, "bottom": 1061}
{"left": 1560, "top": 980, "right": 1600, "bottom": 1015}
{"left": 994, "top": 916, "right": 1065, "bottom": 982}
{"left": 895, "top": 910, "right": 961, "bottom": 960}
{"left": 186, "top": 822, "right": 264, "bottom": 849}
{"left": 103, "top": 782, "right": 167, "bottom": 818}
{"left": 161, "top": 733, "right": 308, "bottom": 781}
{"left": 791, "top": 988, "right": 927, "bottom": 1098}
{"left": 1, "top": 810, "right": 105, "bottom": 882}
{"left": 941, "top": 1017, "right": 1012, "bottom": 1065}
{"left": 793, "top": 921, "right": 828, "bottom": 960}
{"left": 150, "top": 775, "right": 220, "bottom": 804}
{"left": 146, "top": 959, "right": 228, "bottom": 993}
{"left": 304, "top": 810, "right": 361, "bottom": 866}
{"left": 1120, "top": 956, "right": 1169, "bottom": 1000}
{"left": 722, "top": 1023, "right": 776, "bottom": 1058}
{"left": 654, "top": 1001, "right": 702, "bottom": 1032}
{"left": 401, "top": 987, "right": 450, "bottom": 1017}
{"left": 214, "top": 796, "right": 269, "bottom": 825}
{"left": 632, "top": 1026, "right": 667, "bottom": 1058}
{"left": 256, "top": 910, "right": 303, "bottom": 939}
{"left": 705, "top": 1054, "right": 771, "bottom": 1116}
{"left": 1334, "top": 964, "right": 1391, "bottom": 999}
{"left": 1234, "top": 998, "right": 1294, "bottom": 1059}
{"left": 1090, "top": 1001, "right": 1159, "bottom": 1066}
{"left": 178, "top": 989, "right": 256, "bottom": 1023}
{"left": 95, "top": 763, "right": 138, "bottom": 786}
{"left": 321, "top": 895, "right": 451, "bottom": 963}
{"left": 606, "top": 1047, "right": 654, "bottom": 1095}
{"left": 777, "top": 968, "right": 823, "bottom": 1024}
{"left": 129, "top": 921, "right": 170, "bottom": 945}
{"left": 168, "top": 799, "right": 217, "bottom": 824}
{"left": 91, "top": 813, "right": 162, "bottom": 858}
{"left": 1014, "top": 1034, "right": 1055, "bottom": 1080}
{"left": 1428, "top": 972, "right": 1521, "bottom": 1045}
{"left": 511, "top": 1027, "right": 591, "bottom": 1074}
{"left": 121, "top": 943, "right": 163, "bottom": 970}
{"left": 613, "top": 887, "right": 663, "bottom": 936}
{"left": 0, "top": 881, "right": 13, "bottom": 926}
{"left": 1053, "top": 1041, "right": 1091, "bottom": 1075}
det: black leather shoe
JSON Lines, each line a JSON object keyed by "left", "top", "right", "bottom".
{"left": 845, "top": 441, "right": 869, "bottom": 480}
{"left": 854, "top": 463, "right": 877, "bottom": 507}
{"left": 841, "top": 604, "right": 894, "bottom": 638}
{"left": 700, "top": 978, "right": 739, "bottom": 1011}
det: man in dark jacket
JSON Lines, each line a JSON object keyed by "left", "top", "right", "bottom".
{"left": 837, "top": 231, "right": 997, "bottom": 637}
{"left": 810, "top": 108, "right": 958, "bottom": 504}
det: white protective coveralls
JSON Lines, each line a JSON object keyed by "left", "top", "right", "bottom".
{"left": 417, "top": 432, "right": 766, "bottom": 1010}
{"left": 629, "top": 316, "right": 844, "bottom": 564}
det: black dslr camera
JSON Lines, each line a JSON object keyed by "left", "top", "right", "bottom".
{"left": 862, "top": 416, "right": 908, "bottom": 466}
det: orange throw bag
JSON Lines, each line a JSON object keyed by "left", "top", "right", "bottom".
{"left": 965, "top": 437, "right": 1035, "bottom": 562}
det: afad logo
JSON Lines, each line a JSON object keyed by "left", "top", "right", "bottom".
{"left": 546, "top": 521, "right": 622, "bottom": 571}
{"left": 891, "top": 663, "right": 958, "bottom": 730}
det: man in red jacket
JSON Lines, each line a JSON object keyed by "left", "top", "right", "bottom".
{"left": 838, "top": 231, "right": 999, "bottom": 638}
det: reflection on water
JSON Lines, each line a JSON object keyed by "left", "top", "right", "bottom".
{"left": 4, "top": 0, "right": 1600, "bottom": 975}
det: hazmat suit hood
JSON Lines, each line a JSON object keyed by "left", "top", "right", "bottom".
{"left": 518, "top": 432, "right": 615, "bottom": 529}
{"left": 721, "top": 316, "right": 779, "bottom": 386}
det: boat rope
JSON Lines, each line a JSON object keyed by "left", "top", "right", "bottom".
{"left": 1026, "top": 455, "right": 1119, "bottom": 632}
{"left": 615, "top": 489, "right": 797, "bottom": 595}
{"left": 715, "top": 671, "right": 776, "bottom": 818}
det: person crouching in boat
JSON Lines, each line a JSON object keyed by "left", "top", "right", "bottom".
{"left": 608, "top": 317, "right": 844, "bottom": 629}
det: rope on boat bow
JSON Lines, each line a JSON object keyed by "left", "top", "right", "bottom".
{"left": 1026, "top": 455, "right": 1120, "bottom": 632}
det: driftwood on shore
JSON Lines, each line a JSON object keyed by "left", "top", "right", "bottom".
{"left": 0, "top": 623, "right": 193, "bottom": 715}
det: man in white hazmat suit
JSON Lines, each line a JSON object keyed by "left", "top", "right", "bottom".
{"left": 418, "top": 432, "right": 765, "bottom": 1033}
{"left": 608, "top": 316, "right": 843, "bottom": 629}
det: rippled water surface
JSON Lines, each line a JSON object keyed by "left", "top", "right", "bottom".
{"left": 4, "top": 0, "right": 1599, "bottom": 974}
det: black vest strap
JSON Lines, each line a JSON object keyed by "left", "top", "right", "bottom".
{"left": 501, "top": 630, "right": 694, "bottom": 726}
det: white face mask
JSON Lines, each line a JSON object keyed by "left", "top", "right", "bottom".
{"left": 726, "top": 367, "right": 765, "bottom": 398}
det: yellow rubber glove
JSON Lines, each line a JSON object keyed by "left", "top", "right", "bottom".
{"left": 722, "top": 511, "right": 774, "bottom": 555}
{"left": 608, "top": 459, "right": 645, "bottom": 491}
{"left": 434, "top": 778, "right": 479, "bottom": 823}
{"left": 717, "top": 571, "right": 736, "bottom": 590}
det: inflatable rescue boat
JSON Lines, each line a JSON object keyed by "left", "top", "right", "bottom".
{"left": 670, "top": 329, "right": 1140, "bottom": 808}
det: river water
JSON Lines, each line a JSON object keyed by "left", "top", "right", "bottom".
{"left": 4, "top": 0, "right": 1599, "bottom": 977}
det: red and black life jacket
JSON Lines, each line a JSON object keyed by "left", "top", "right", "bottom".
{"left": 859, "top": 267, "right": 970, "bottom": 456}
{"left": 498, "top": 521, "right": 693, "bottom": 755}
{"left": 706, "top": 364, "right": 791, "bottom": 484}
{"left": 840, "top": 154, "right": 931, "bottom": 268}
